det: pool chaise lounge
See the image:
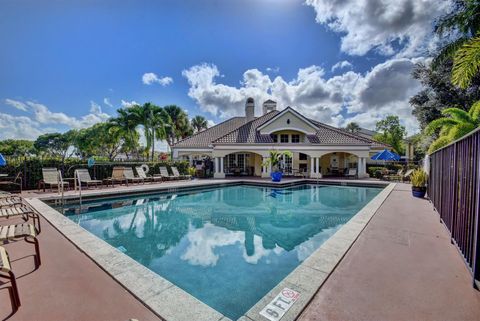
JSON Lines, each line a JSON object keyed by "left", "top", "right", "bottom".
{"left": 104, "top": 167, "right": 129, "bottom": 187}
{"left": 135, "top": 166, "right": 163, "bottom": 183}
{"left": 159, "top": 167, "right": 176, "bottom": 181}
{"left": 0, "top": 246, "right": 21, "bottom": 311}
{"left": 75, "top": 169, "right": 103, "bottom": 189}
{"left": 171, "top": 166, "right": 191, "bottom": 180}
{"left": 41, "top": 167, "right": 70, "bottom": 192}
{"left": 123, "top": 167, "right": 145, "bottom": 184}
{"left": 0, "top": 222, "right": 41, "bottom": 268}
{"left": 0, "top": 201, "right": 41, "bottom": 234}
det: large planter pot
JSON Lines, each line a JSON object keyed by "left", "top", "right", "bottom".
{"left": 412, "top": 186, "right": 426, "bottom": 198}
{"left": 271, "top": 171, "right": 283, "bottom": 182}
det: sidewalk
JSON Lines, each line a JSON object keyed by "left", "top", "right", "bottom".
{"left": 298, "top": 183, "right": 480, "bottom": 321}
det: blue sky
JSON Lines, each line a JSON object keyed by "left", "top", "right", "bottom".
{"left": 0, "top": 0, "right": 451, "bottom": 144}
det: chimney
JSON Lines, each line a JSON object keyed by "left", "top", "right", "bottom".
{"left": 262, "top": 99, "right": 277, "bottom": 114}
{"left": 245, "top": 97, "right": 255, "bottom": 122}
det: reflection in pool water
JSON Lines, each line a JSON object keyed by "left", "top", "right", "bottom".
{"left": 63, "top": 184, "right": 381, "bottom": 320}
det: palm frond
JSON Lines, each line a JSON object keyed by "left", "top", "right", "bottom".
{"left": 432, "top": 37, "right": 468, "bottom": 69}
{"left": 468, "top": 100, "right": 480, "bottom": 121}
{"left": 442, "top": 107, "right": 473, "bottom": 123}
{"left": 447, "top": 122, "right": 477, "bottom": 141}
{"left": 452, "top": 36, "right": 480, "bottom": 89}
{"left": 425, "top": 118, "right": 459, "bottom": 135}
{"left": 428, "top": 136, "right": 453, "bottom": 154}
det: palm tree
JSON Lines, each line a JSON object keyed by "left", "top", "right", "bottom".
{"left": 191, "top": 115, "right": 208, "bottom": 133}
{"left": 108, "top": 108, "right": 140, "bottom": 158}
{"left": 452, "top": 36, "right": 480, "bottom": 89}
{"left": 345, "top": 122, "right": 361, "bottom": 134}
{"left": 425, "top": 101, "right": 480, "bottom": 153}
{"left": 433, "top": 0, "right": 480, "bottom": 68}
{"left": 163, "top": 105, "right": 191, "bottom": 146}
{"left": 150, "top": 106, "right": 170, "bottom": 161}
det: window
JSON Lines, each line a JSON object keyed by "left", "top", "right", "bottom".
{"left": 291, "top": 134, "right": 300, "bottom": 143}
{"left": 271, "top": 134, "right": 278, "bottom": 143}
{"left": 237, "top": 154, "right": 245, "bottom": 169}
{"left": 299, "top": 153, "right": 307, "bottom": 160}
{"left": 280, "top": 134, "right": 289, "bottom": 143}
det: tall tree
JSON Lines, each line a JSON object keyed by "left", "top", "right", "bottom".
{"left": 425, "top": 101, "right": 480, "bottom": 153}
{"left": 0, "top": 139, "right": 35, "bottom": 156}
{"left": 75, "top": 123, "right": 123, "bottom": 161}
{"left": 344, "top": 122, "right": 361, "bottom": 134}
{"left": 373, "top": 116, "right": 406, "bottom": 155}
{"left": 109, "top": 108, "right": 140, "bottom": 158}
{"left": 191, "top": 115, "right": 208, "bottom": 133}
{"left": 34, "top": 131, "right": 76, "bottom": 162}
{"left": 163, "top": 105, "right": 191, "bottom": 147}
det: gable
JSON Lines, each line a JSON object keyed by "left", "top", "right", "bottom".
{"left": 258, "top": 109, "right": 318, "bottom": 135}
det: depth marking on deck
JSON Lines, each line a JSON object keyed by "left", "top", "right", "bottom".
{"left": 259, "top": 288, "right": 300, "bottom": 321}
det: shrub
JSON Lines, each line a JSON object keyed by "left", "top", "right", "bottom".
{"left": 411, "top": 169, "right": 428, "bottom": 187}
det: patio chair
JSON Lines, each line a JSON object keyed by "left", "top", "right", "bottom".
{"left": 40, "top": 168, "right": 69, "bottom": 192}
{"left": 103, "top": 167, "right": 128, "bottom": 187}
{"left": 344, "top": 168, "right": 357, "bottom": 179}
{"left": 123, "top": 167, "right": 144, "bottom": 184}
{"left": 75, "top": 169, "right": 103, "bottom": 189}
{"left": 0, "top": 172, "right": 23, "bottom": 193}
{"left": 135, "top": 166, "right": 162, "bottom": 183}
{"left": 384, "top": 169, "right": 403, "bottom": 181}
{"left": 0, "top": 196, "right": 23, "bottom": 208}
{"left": 0, "top": 222, "right": 41, "bottom": 268}
{"left": 171, "top": 167, "right": 191, "bottom": 180}
{"left": 0, "top": 246, "right": 21, "bottom": 310}
{"left": 0, "top": 204, "right": 41, "bottom": 233}
{"left": 159, "top": 167, "right": 176, "bottom": 181}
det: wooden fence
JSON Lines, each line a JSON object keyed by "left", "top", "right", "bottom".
{"left": 428, "top": 127, "right": 480, "bottom": 288}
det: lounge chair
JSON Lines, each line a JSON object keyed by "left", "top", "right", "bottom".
{"left": 103, "top": 167, "right": 128, "bottom": 187}
{"left": 40, "top": 168, "right": 69, "bottom": 192}
{"left": 171, "top": 167, "right": 191, "bottom": 180}
{"left": 0, "top": 246, "right": 21, "bottom": 310}
{"left": 0, "top": 172, "right": 23, "bottom": 193}
{"left": 0, "top": 222, "right": 41, "bottom": 268}
{"left": 344, "top": 168, "right": 357, "bottom": 179}
{"left": 159, "top": 167, "right": 176, "bottom": 181}
{"left": 75, "top": 169, "right": 103, "bottom": 189}
{"left": 123, "top": 168, "right": 144, "bottom": 184}
{"left": 384, "top": 169, "right": 403, "bottom": 181}
{"left": 135, "top": 166, "right": 162, "bottom": 183}
{"left": 0, "top": 203, "right": 41, "bottom": 233}
{"left": 0, "top": 196, "right": 23, "bottom": 208}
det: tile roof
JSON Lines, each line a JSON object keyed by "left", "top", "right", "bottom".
{"left": 173, "top": 117, "right": 246, "bottom": 148}
{"left": 173, "top": 107, "right": 389, "bottom": 149}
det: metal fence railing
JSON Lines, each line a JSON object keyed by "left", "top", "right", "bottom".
{"left": 428, "top": 127, "right": 480, "bottom": 288}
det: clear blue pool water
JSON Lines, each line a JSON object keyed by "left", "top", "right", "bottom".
{"left": 60, "top": 184, "right": 381, "bottom": 320}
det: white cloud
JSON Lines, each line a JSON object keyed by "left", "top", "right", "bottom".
{"left": 266, "top": 66, "right": 280, "bottom": 73}
{"left": 103, "top": 97, "right": 114, "bottom": 108}
{"left": 5, "top": 99, "right": 28, "bottom": 111}
{"left": 142, "top": 72, "right": 173, "bottom": 86}
{"left": 331, "top": 60, "right": 352, "bottom": 72}
{"left": 0, "top": 100, "right": 112, "bottom": 140}
{"left": 305, "top": 0, "right": 450, "bottom": 57}
{"left": 183, "top": 60, "right": 422, "bottom": 134}
{"left": 121, "top": 99, "right": 139, "bottom": 108}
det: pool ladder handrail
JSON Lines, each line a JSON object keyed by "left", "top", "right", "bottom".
{"left": 74, "top": 169, "right": 83, "bottom": 209}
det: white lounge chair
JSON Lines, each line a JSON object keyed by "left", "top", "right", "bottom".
{"left": 135, "top": 166, "right": 162, "bottom": 183}
{"left": 75, "top": 169, "right": 102, "bottom": 189}
{"left": 159, "top": 167, "right": 176, "bottom": 180}
{"left": 171, "top": 167, "right": 191, "bottom": 180}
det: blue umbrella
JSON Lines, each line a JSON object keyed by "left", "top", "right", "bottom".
{"left": 370, "top": 149, "right": 400, "bottom": 161}
{"left": 0, "top": 153, "right": 6, "bottom": 166}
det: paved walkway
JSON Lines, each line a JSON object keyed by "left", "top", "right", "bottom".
{"left": 0, "top": 214, "right": 161, "bottom": 321}
{"left": 298, "top": 184, "right": 480, "bottom": 321}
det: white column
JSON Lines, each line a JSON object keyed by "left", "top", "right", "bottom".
{"left": 214, "top": 157, "right": 225, "bottom": 179}
{"left": 315, "top": 157, "right": 320, "bottom": 178}
{"left": 357, "top": 157, "right": 368, "bottom": 178}
{"left": 262, "top": 156, "right": 270, "bottom": 178}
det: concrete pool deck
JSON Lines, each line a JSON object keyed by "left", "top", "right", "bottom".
{"left": 1, "top": 180, "right": 479, "bottom": 320}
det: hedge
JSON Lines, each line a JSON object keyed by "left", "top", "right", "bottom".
{"left": 0, "top": 157, "right": 190, "bottom": 191}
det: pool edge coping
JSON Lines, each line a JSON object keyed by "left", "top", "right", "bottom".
{"left": 24, "top": 180, "right": 395, "bottom": 321}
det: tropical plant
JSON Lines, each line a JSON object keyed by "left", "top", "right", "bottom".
{"left": 0, "top": 139, "right": 36, "bottom": 156}
{"left": 432, "top": 0, "right": 480, "bottom": 68}
{"left": 373, "top": 115, "right": 406, "bottom": 155}
{"left": 34, "top": 131, "right": 76, "bottom": 162}
{"left": 452, "top": 36, "right": 480, "bottom": 89}
{"left": 191, "top": 115, "right": 208, "bottom": 133}
{"left": 410, "top": 169, "right": 428, "bottom": 188}
{"left": 74, "top": 123, "right": 123, "bottom": 161}
{"left": 345, "top": 122, "right": 361, "bottom": 134}
{"left": 262, "top": 150, "right": 293, "bottom": 172}
{"left": 425, "top": 101, "right": 480, "bottom": 153}
{"left": 187, "top": 166, "right": 196, "bottom": 177}
{"left": 109, "top": 108, "right": 141, "bottom": 157}
{"left": 163, "top": 105, "right": 192, "bottom": 146}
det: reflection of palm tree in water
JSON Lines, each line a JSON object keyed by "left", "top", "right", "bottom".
{"left": 103, "top": 198, "right": 190, "bottom": 266}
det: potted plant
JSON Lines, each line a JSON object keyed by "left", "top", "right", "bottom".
{"left": 411, "top": 169, "right": 428, "bottom": 198}
{"left": 262, "top": 150, "right": 293, "bottom": 182}
{"left": 187, "top": 166, "right": 196, "bottom": 179}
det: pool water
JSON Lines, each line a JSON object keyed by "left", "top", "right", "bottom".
{"left": 61, "top": 184, "right": 381, "bottom": 320}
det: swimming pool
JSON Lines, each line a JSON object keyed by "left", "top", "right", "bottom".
{"left": 60, "top": 184, "right": 381, "bottom": 320}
